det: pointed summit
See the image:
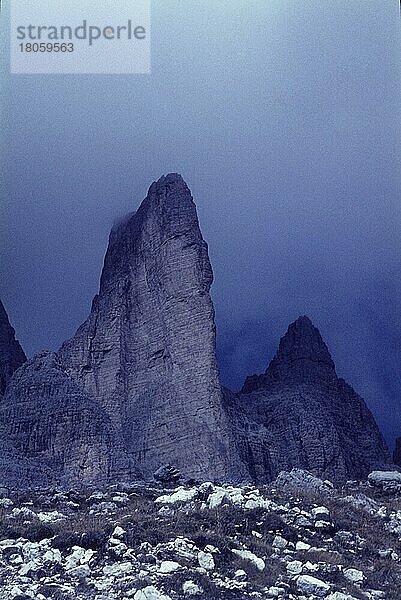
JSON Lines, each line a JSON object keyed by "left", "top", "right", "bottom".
{"left": 147, "top": 172, "right": 189, "bottom": 195}
{"left": 233, "top": 315, "right": 391, "bottom": 482}
{"left": 60, "top": 175, "right": 243, "bottom": 482}
{"left": 241, "top": 316, "right": 336, "bottom": 393}
{"left": 265, "top": 315, "right": 336, "bottom": 385}
{"left": 98, "top": 173, "right": 207, "bottom": 298}
{"left": 0, "top": 300, "right": 26, "bottom": 394}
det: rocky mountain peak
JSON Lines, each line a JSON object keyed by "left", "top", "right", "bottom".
{"left": 99, "top": 173, "right": 209, "bottom": 297}
{"left": 0, "top": 176, "right": 393, "bottom": 489}
{"left": 0, "top": 300, "right": 26, "bottom": 394}
{"left": 59, "top": 174, "right": 243, "bottom": 483}
{"left": 148, "top": 172, "right": 189, "bottom": 195}
{"left": 266, "top": 315, "right": 336, "bottom": 384}
{"left": 232, "top": 315, "right": 390, "bottom": 482}
{"left": 242, "top": 316, "right": 336, "bottom": 393}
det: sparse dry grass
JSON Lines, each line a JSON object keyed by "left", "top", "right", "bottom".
{"left": 0, "top": 483, "right": 400, "bottom": 599}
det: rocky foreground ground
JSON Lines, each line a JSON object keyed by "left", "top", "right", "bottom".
{"left": 0, "top": 469, "right": 400, "bottom": 600}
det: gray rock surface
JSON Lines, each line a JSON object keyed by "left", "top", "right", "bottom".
{"left": 0, "top": 300, "right": 26, "bottom": 394}
{"left": 59, "top": 174, "right": 244, "bottom": 483}
{"left": 275, "top": 468, "right": 334, "bottom": 496}
{"left": 368, "top": 470, "right": 401, "bottom": 492}
{"left": 225, "top": 316, "right": 391, "bottom": 483}
{"left": 0, "top": 352, "right": 136, "bottom": 487}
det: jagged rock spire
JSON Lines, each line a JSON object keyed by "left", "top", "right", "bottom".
{"left": 0, "top": 300, "right": 26, "bottom": 394}
{"left": 265, "top": 315, "right": 336, "bottom": 385}
{"left": 242, "top": 316, "right": 336, "bottom": 393}
{"left": 232, "top": 315, "right": 391, "bottom": 482}
{"left": 59, "top": 174, "right": 244, "bottom": 482}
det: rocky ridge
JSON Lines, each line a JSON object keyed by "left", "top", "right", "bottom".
{"left": 0, "top": 175, "right": 396, "bottom": 488}
{"left": 225, "top": 317, "right": 391, "bottom": 483}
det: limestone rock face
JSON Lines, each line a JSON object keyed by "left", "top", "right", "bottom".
{"left": 0, "top": 352, "right": 136, "bottom": 487}
{"left": 0, "top": 300, "right": 26, "bottom": 394}
{"left": 394, "top": 438, "right": 401, "bottom": 467}
{"left": 59, "top": 174, "right": 243, "bottom": 482}
{"left": 225, "top": 316, "right": 391, "bottom": 483}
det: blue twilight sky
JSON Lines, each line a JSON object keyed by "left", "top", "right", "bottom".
{"left": 1, "top": 1, "right": 400, "bottom": 449}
